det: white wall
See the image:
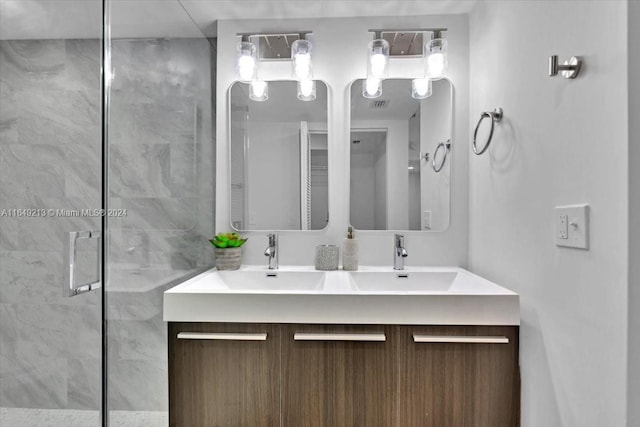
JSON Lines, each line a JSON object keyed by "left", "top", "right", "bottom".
{"left": 468, "top": 1, "right": 628, "bottom": 426}
{"left": 217, "top": 15, "right": 469, "bottom": 266}
{"left": 628, "top": 1, "right": 640, "bottom": 425}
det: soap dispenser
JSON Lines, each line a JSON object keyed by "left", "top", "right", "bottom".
{"left": 342, "top": 226, "right": 359, "bottom": 271}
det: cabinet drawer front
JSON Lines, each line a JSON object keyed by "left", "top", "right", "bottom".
{"left": 177, "top": 332, "right": 268, "bottom": 341}
{"left": 413, "top": 334, "right": 509, "bottom": 344}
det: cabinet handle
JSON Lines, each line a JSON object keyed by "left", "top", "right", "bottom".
{"left": 177, "top": 332, "right": 267, "bottom": 341}
{"left": 413, "top": 335, "right": 509, "bottom": 344}
{"left": 294, "top": 333, "right": 386, "bottom": 342}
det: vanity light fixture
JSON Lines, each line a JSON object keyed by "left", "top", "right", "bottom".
{"left": 424, "top": 30, "right": 448, "bottom": 79}
{"left": 364, "top": 28, "right": 449, "bottom": 99}
{"left": 411, "top": 77, "right": 432, "bottom": 99}
{"left": 237, "top": 31, "right": 315, "bottom": 102}
{"left": 236, "top": 40, "right": 258, "bottom": 82}
{"left": 297, "top": 79, "right": 316, "bottom": 101}
{"left": 249, "top": 80, "right": 269, "bottom": 101}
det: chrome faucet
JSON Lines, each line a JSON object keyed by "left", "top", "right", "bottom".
{"left": 264, "top": 233, "right": 278, "bottom": 270}
{"left": 394, "top": 234, "right": 408, "bottom": 270}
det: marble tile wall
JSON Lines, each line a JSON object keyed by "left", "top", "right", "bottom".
{"left": 0, "top": 37, "right": 216, "bottom": 416}
{"left": 106, "top": 38, "right": 215, "bottom": 413}
{"left": 0, "top": 39, "right": 103, "bottom": 412}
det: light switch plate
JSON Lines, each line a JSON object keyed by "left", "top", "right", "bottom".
{"left": 555, "top": 204, "right": 589, "bottom": 249}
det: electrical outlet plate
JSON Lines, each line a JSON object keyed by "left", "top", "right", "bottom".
{"left": 555, "top": 204, "right": 589, "bottom": 249}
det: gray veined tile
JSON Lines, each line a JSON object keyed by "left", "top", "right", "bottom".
{"left": 0, "top": 348, "right": 68, "bottom": 409}
{"left": 62, "top": 142, "right": 102, "bottom": 200}
{"left": 0, "top": 40, "right": 67, "bottom": 93}
{"left": 108, "top": 229, "right": 150, "bottom": 267}
{"left": 14, "top": 303, "right": 100, "bottom": 361}
{"left": 107, "top": 315, "right": 167, "bottom": 362}
{"left": 0, "top": 368, "right": 68, "bottom": 410}
{"left": 107, "top": 358, "right": 167, "bottom": 412}
{"left": 67, "top": 357, "right": 100, "bottom": 410}
{"left": 0, "top": 303, "right": 18, "bottom": 357}
{"left": 0, "top": 218, "right": 19, "bottom": 250}
{"left": 16, "top": 89, "right": 100, "bottom": 146}
{"left": 64, "top": 40, "right": 101, "bottom": 93}
{"left": 107, "top": 197, "right": 196, "bottom": 231}
{"left": 110, "top": 39, "right": 207, "bottom": 105}
{"left": 108, "top": 100, "right": 195, "bottom": 146}
{"left": 169, "top": 142, "right": 196, "bottom": 198}
{"left": 0, "top": 250, "right": 62, "bottom": 304}
{"left": 0, "top": 248, "right": 101, "bottom": 306}
{"left": 0, "top": 144, "right": 66, "bottom": 206}
{"left": 0, "top": 94, "right": 18, "bottom": 145}
{"left": 109, "top": 143, "right": 171, "bottom": 198}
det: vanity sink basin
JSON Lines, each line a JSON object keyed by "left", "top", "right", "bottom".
{"left": 348, "top": 271, "right": 457, "bottom": 292}
{"left": 216, "top": 271, "right": 324, "bottom": 291}
{"left": 164, "top": 266, "right": 520, "bottom": 325}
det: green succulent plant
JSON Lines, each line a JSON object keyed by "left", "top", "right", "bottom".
{"left": 209, "top": 232, "right": 248, "bottom": 248}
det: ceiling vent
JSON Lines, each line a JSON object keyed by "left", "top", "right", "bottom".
{"left": 370, "top": 100, "right": 389, "bottom": 109}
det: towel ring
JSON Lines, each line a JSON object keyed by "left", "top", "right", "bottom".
{"left": 473, "top": 107, "right": 503, "bottom": 155}
{"left": 432, "top": 140, "right": 451, "bottom": 173}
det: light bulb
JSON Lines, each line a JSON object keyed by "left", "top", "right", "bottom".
{"left": 367, "top": 39, "right": 389, "bottom": 79}
{"left": 411, "top": 78, "right": 432, "bottom": 99}
{"left": 370, "top": 51, "right": 387, "bottom": 77}
{"left": 300, "top": 80, "right": 313, "bottom": 96}
{"left": 294, "top": 53, "right": 311, "bottom": 80}
{"left": 425, "top": 38, "right": 448, "bottom": 79}
{"left": 291, "top": 39, "right": 313, "bottom": 81}
{"left": 238, "top": 56, "right": 256, "bottom": 81}
{"left": 249, "top": 80, "right": 268, "bottom": 101}
{"left": 236, "top": 41, "right": 257, "bottom": 82}
{"left": 362, "top": 77, "right": 382, "bottom": 99}
{"left": 297, "top": 79, "right": 316, "bottom": 101}
{"left": 427, "top": 54, "right": 445, "bottom": 78}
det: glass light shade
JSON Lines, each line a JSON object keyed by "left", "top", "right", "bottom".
{"left": 362, "top": 77, "right": 382, "bottom": 99}
{"left": 411, "top": 78, "right": 432, "bottom": 99}
{"left": 297, "top": 79, "right": 316, "bottom": 101}
{"left": 291, "top": 39, "right": 313, "bottom": 81}
{"left": 367, "top": 39, "right": 389, "bottom": 79}
{"left": 249, "top": 80, "right": 269, "bottom": 101}
{"left": 424, "top": 38, "right": 448, "bottom": 79}
{"left": 236, "top": 41, "right": 257, "bottom": 82}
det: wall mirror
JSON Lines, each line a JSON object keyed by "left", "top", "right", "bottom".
{"left": 229, "top": 80, "right": 329, "bottom": 230}
{"left": 349, "top": 78, "right": 452, "bottom": 231}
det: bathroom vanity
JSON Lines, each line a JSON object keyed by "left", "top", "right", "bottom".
{"left": 164, "top": 267, "right": 520, "bottom": 426}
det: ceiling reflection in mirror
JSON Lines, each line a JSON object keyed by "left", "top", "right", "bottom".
{"left": 229, "top": 80, "right": 329, "bottom": 231}
{"left": 350, "top": 78, "right": 452, "bottom": 231}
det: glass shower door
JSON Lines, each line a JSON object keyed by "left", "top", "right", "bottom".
{"left": 0, "top": 1, "right": 104, "bottom": 425}
{"left": 104, "top": 1, "right": 216, "bottom": 425}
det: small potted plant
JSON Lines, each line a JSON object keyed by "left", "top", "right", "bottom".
{"left": 209, "top": 232, "right": 248, "bottom": 270}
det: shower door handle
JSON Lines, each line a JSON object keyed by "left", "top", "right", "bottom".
{"left": 63, "top": 230, "right": 102, "bottom": 297}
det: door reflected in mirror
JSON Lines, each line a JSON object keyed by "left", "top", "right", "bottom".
{"left": 349, "top": 78, "right": 452, "bottom": 231}
{"left": 229, "top": 80, "right": 329, "bottom": 231}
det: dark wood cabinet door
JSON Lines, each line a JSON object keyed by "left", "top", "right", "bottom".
{"left": 399, "top": 325, "right": 520, "bottom": 427}
{"left": 281, "top": 324, "right": 398, "bottom": 427}
{"left": 168, "top": 322, "right": 280, "bottom": 427}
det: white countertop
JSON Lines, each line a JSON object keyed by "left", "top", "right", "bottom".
{"left": 163, "top": 265, "right": 520, "bottom": 325}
